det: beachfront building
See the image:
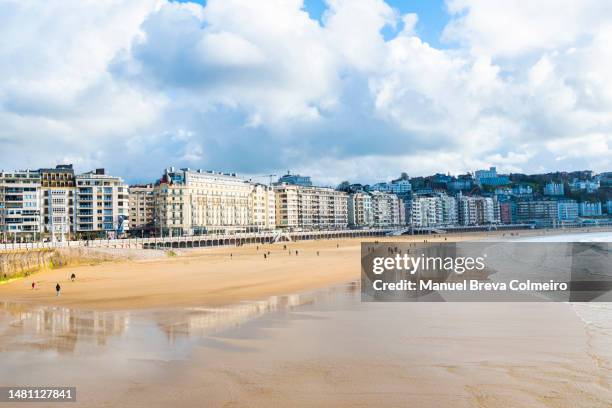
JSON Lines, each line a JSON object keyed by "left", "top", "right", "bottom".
{"left": 544, "top": 182, "right": 564, "bottom": 196}
{"left": 579, "top": 202, "right": 602, "bottom": 217}
{"left": 129, "top": 184, "right": 155, "bottom": 236}
{"left": 154, "top": 182, "right": 190, "bottom": 236}
{"left": 439, "top": 194, "right": 458, "bottom": 226}
{"left": 0, "top": 170, "right": 43, "bottom": 242}
{"left": 75, "top": 169, "right": 130, "bottom": 238}
{"left": 557, "top": 200, "right": 579, "bottom": 221}
{"left": 249, "top": 184, "right": 276, "bottom": 231}
{"left": 458, "top": 195, "right": 497, "bottom": 225}
{"left": 409, "top": 196, "right": 441, "bottom": 227}
{"left": 370, "top": 191, "right": 400, "bottom": 227}
{"left": 274, "top": 184, "right": 300, "bottom": 229}
{"left": 398, "top": 197, "right": 406, "bottom": 225}
{"left": 274, "top": 184, "right": 348, "bottom": 230}
{"left": 515, "top": 201, "right": 558, "bottom": 226}
{"left": 348, "top": 192, "right": 373, "bottom": 227}
{"left": 499, "top": 201, "right": 516, "bottom": 224}
{"left": 39, "top": 165, "right": 76, "bottom": 242}
{"left": 154, "top": 167, "right": 263, "bottom": 235}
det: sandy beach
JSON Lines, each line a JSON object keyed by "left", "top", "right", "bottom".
{"left": 0, "top": 230, "right": 541, "bottom": 310}
{"left": 1, "top": 229, "right": 610, "bottom": 407}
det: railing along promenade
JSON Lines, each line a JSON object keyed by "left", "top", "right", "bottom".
{"left": 0, "top": 228, "right": 394, "bottom": 252}
{"left": 1, "top": 221, "right": 609, "bottom": 252}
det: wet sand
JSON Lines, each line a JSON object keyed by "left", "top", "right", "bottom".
{"left": 0, "top": 229, "right": 610, "bottom": 407}
{"left": 0, "top": 284, "right": 610, "bottom": 408}
{"left": 0, "top": 230, "right": 538, "bottom": 310}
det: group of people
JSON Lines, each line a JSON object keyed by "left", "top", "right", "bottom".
{"left": 31, "top": 272, "right": 76, "bottom": 296}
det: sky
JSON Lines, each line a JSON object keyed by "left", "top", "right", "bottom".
{"left": 0, "top": 0, "right": 610, "bottom": 186}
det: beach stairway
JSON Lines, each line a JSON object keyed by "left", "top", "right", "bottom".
{"left": 272, "top": 232, "right": 292, "bottom": 243}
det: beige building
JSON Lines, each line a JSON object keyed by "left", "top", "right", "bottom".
{"left": 348, "top": 192, "right": 373, "bottom": 227}
{"left": 249, "top": 184, "right": 276, "bottom": 231}
{"left": 154, "top": 168, "right": 276, "bottom": 236}
{"left": 154, "top": 182, "right": 190, "bottom": 236}
{"left": 129, "top": 184, "right": 155, "bottom": 235}
{"left": 274, "top": 184, "right": 300, "bottom": 229}
{"left": 274, "top": 184, "right": 348, "bottom": 230}
{"left": 39, "top": 165, "right": 76, "bottom": 242}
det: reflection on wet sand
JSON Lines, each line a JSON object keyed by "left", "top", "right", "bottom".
{"left": 0, "top": 283, "right": 360, "bottom": 354}
{"left": 157, "top": 281, "right": 361, "bottom": 342}
{"left": 0, "top": 302, "right": 129, "bottom": 353}
{"left": 0, "top": 281, "right": 610, "bottom": 407}
{"left": 157, "top": 294, "right": 309, "bottom": 342}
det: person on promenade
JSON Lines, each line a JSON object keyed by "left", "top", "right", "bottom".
{"left": 31, "top": 282, "right": 35, "bottom": 290}
{"left": 70, "top": 273, "right": 76, "bottom": 282}
{"left": 55, "top": 283, "right": 61, "bottom": 296}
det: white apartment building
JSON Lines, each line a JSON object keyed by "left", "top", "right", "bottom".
{"left": 557, "top": 200, "right": 579, "bottom": 221}
{"left": 370, "top": 191, "right": 400, "bottom": 227}
{"left": 75, "top": 169, "right": 129, "bottom": 237}
{"left": 154, "top": 168, "right": 276, "bottom": 235}
{"left": 348, "top": 192, "right": 373, "bottom": 227}
{"left": 408, "top": 194, "right": 458, "bottom": 228}
{"left": 579, "top": 202, "right": 602, "bottom": 217}
{"left": 439, "top": 194, "right": 458, "bottom": 226}
{"left": 274, "top": 184, "right": 348, "bottom": 230}
{"left": 409, "top": 196, "right": 442, "bottom": 227}
{"left": 0, "top": 170, "right": 42, "bottom": 241}
{"left": 458, "top": 195, "right": 497, "bottom": 225}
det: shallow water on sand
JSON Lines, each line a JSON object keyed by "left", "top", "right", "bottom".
{"left": 1, "top": 280, "right": 611, "bottom": 407}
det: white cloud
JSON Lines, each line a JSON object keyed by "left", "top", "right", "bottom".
{"left": 0, "top": 0, "right": 609, "bottom": 184}
{"left": 443, "top": 0, "right": 612, "bottom": 58}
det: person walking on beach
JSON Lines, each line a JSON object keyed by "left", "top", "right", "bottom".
{"left": 55, "top": 283, "right": 61, "bottom": 297}
{"left": 31, "top": 282, "right": 36, "bottom": 290}
{"left": 70, "top": 273, "right": 76, "bottom": 282}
